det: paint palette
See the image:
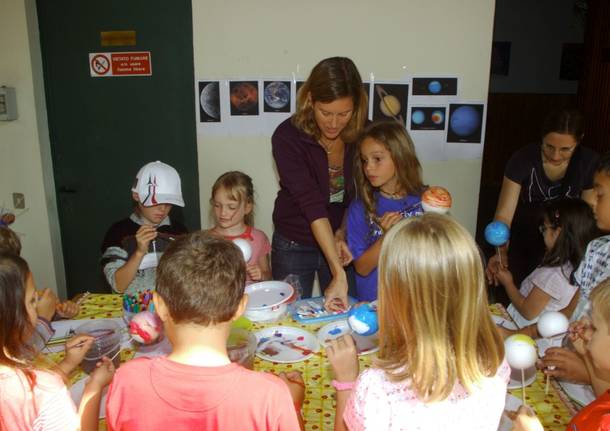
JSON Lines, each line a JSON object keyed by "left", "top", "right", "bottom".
{"left": 317, "top": 320, "right": 379, "bottom": 356}
{"left": 245, "top": 281, "right": 294, "bottom": 310}
{"left": 254, "top": 326, "right": 319, "bottom": 363}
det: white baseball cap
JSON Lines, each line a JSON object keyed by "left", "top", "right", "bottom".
{"left": 131, "top": 161, "right": 185, "bottom": 207}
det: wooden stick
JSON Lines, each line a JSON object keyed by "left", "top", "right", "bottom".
{"left": 545, "top": 374, "right": 550, "bottom": 395}
{"left": 497, "top": 246, "right": 503, "bottom": 267}
{"left": 521, "top": 368, "right": 527, "bottom": 406}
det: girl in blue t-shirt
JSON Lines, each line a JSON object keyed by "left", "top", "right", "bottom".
{"left": 347, "top": 122, "right": 424, "bottom": 301}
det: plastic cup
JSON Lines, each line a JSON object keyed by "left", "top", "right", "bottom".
{"left": 227, "top": 328, "right": 256, "bottom": 370}
{"left": 74, "top": 320, "right": 122, "bottom": 373}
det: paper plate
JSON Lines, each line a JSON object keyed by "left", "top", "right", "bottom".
{"left": 245, "top": 281, "right": 294, "bottom": 310}
{"left": 317, "top": 320, "right": 379, "bottom": 356}
{"left": 254, "top": 326, "right": 319, "bottom": 363}
{"left": 491, "top": 314, "right": 517, "bottom": 330}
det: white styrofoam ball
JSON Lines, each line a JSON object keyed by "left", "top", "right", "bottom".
{"left": 505, "top": 334, "right": 537, "bottom": 370}
{"left": 233, "top": 238, "right": 252, "bottom": 262}
{"left": 537, "top": 311, "right": 569, "bottom": 338}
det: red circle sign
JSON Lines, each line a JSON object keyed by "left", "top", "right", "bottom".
{"left": 91, "top": 54, "right": 110, "bottom": 75}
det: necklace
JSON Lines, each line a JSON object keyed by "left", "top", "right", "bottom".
{"left": 379, "top": 188, "right": 404, "bottom": 199}
{"left": 319, "top": 138, "right": 335, "bottom": 154}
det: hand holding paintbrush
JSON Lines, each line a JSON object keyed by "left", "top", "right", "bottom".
{"left": 56, "top": 334, "right": 94, "bottom": 377}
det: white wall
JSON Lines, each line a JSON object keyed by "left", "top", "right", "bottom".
{"left": 490, "top": 0, "right": 584, "bottom": 94}
{"left": 193, "top": 0, "right": 495, "bottom": 235}
{"left": 0, "top": 0, "right": 66, "bottom": 297}
{"left": 0, "top": 0, "right": 495, "bottom": 294}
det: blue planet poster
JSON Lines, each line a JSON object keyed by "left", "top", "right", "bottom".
{"left": 263, "top": 81, "right": 291, "bottom": 113}
{"left": 199, "top": 81, "right": 221, "bottom": 122}
{"left": 447, "top": 103, "right": 484, "bottom": 144}
{"left": 412, "top": 78, "right": 457, "bottom": 96}
{"left": 410, "top": 106, "right": 446, "bottom": 131}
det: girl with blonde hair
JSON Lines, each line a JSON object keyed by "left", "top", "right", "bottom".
{"left": 328, "top": 214, "right": 509, "bottom": 430}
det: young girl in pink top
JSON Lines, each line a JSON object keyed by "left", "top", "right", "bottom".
{"left": 328, "top": 214, "right": 509, "bottom": 430}
{"left": 209, "top": 171, "right": 271, "bottom": 284}
{"left": 0, "top": 253, "right": 114, "bottom": 431}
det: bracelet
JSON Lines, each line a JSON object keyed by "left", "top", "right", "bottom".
{"left": 294, "top": 401, "right": 302, "bottom": 413}
{"left": 331, "top": 379, "right": 356, "bottom": 391}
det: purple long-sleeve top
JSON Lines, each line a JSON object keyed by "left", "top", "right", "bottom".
{"left": 272, "top": 118, "right": 354, "bottom": 246}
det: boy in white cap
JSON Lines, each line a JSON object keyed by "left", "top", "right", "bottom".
{"left": 101, "top": 161, "right": 188, "bottom": 296}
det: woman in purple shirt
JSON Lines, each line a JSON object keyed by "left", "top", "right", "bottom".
{"left": 271, "top": 57, "right": 368, "bottom": 310}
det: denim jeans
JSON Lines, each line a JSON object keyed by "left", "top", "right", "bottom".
{"left": 271, "top": 232, "right": 356, "bottom": 299}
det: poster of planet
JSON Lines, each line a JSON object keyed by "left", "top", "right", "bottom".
{"left": 447, "top": 103, "right": 484, "bottom": 143}
{"left": 229, "top": 81, "right": 259, "bottom": 116}
{"left": 263, "top": 81, "right": 291, "bottom": 113}
{"left": 372, "top": 83, "right": 409, "bottom": 125}
{"left": 198, "top": 81, "right": 221, "bottom": 122}
{"left": 412, "top": 78, "right": 457, "bottom": 96}
{"left": 409, "top": 106, "right": 446, "bottom": 131}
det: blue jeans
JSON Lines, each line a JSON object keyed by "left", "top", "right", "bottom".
{"left": 271, "top": 232, "right": 356, "bottom": 299}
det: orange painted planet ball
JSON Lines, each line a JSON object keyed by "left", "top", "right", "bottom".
{"left": 421, "top": 186, "right": 452, "bottom": 214}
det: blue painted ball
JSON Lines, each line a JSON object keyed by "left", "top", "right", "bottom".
{"left": 347, "top": 303, "right": 378, "bottom": 336}
{"left": 484, "top": 221, "right": 510, "bottom": 246}
{"left": 411, "top": 110, "right": 425, "bottom": 125}
{"left": 450, "top": 105, "right": 481, "bottom": 137}
{"left": 428, "top": 80, "right": 442, "bottom": 94}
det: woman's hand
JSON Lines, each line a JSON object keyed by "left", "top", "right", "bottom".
{"left": 60, "top": 335, "right": 94, "bottom": 375}
{"left": 56, "top": 300, "right": 80, "bottom": 319}
{"left": 540, "top": 347, "right": 590, "bottom": 384}
{"left": 135, "top": 225, "right": 157, "bottom": 255}
{"left": 327, "top": 335, "right": 359, "bottom": 383}
{"left": 324, "top": 275, "right": 349, "bottom": 312}
{"left": 506, "top": 405, "right": 544, "bottom": 431}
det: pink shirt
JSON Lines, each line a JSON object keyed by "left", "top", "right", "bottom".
{"left": 106, "top": 357, "right": 300, "bottom": 431}
{"left": 344, "top": 359, "right": 511, "bottom": 430}
{"left": 0, "top": 367, "right": 79, "bottom": 431}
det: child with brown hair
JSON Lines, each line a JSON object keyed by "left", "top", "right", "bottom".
{"left": 106, "top": 231, "right": 303, "bottom": 430}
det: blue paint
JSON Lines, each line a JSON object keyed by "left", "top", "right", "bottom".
{"left": 329, "top": 327, "right": 342, "bottom": 335}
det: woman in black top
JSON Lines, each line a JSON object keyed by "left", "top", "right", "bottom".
{"left": 487, "top": 109, "right": 599, "bottom": 288}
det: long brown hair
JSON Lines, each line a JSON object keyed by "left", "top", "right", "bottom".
{"left": 376, "top": 215, "right": 504, "bottom": 402}
{"left": 292, "top": 57, "right": 368, "bottom": 143}
{"left": 354, "top": 121, "right": 424, "bottom": 221}
{"left": 0, "top": 253, "right": 36, "bottom": 387}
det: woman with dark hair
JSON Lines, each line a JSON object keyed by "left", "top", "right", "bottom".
{"left": 487, "top": 108, "right": 599, "bottom": 288}
{"left": 271, "top": 57, "right": 368, "bottom": 310}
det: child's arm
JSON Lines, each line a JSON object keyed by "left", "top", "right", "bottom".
{"left": 113, "top": 225, "right": 157, "bottom": 293}
{"left": 327, "top": 335, "right": 359, "bottom": 431}
{"left": 79, "top": 357, "right": 115, "bottom": 431}
{"left": 495, "top": 268, "right": 551, "bottom": 321}
{"left": 353, "top": 211, "right": 402, "bottom": 277}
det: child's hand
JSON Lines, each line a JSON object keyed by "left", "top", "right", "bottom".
{"left": 246, "top": 264, "right": 263, "bottom": 282}
{"left": 485, "top": 250, "right": 507, "bottom": 285}
{"left": 540, "top": 347, "right": 590, "bottom": 384}
{"left": 87, "top": 357, "right": 116, "bottom": 392}
{"left": 378, "top": 212, "right": 402, "bottom": 234}
{"left": 135, "top": 225, "right": 157, "bottom": 255}
{"left": 494, "top": 266, "right": 514, "bottom": 287}
{"left": 506, "top": 405, "right": 544, "bottom": 431}
{"left": 568, "top": 319, "right": 592, "bottom": 356}
{"left": 278, "top": 371, "right": 305, "bottom": 407}
{"left": 36, "top": 288, "right": 59, "bottom": 321}
{"left": 327, "top": 335, "right": 359, "bottom": 383}
{"left": 56, "top": 300, "right": 80, "bottom": 319}
{"left": 61, "top": 335, "right": 94, "bottom": 373}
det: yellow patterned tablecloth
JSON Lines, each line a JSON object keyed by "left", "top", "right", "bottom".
{"left": 45, "top": 295, "right": 576, "bottom": 431}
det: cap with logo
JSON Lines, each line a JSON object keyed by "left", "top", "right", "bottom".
{"left": 131, "top": 161, "right": 184, "bottom": 207}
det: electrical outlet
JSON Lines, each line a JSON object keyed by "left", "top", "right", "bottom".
{"left": 12, "top": 193, "right": 25, "bottom": 209}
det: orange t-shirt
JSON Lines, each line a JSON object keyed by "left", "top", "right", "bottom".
{"left": 568, "top": 390, "right": 610, "bottom": 430}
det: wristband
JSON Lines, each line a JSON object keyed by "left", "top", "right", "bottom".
{"left": 294, "top": 401, "right": 302, "bottom": 413}
{"left": 331, "top": 379, "right": 356, "bottom": 391}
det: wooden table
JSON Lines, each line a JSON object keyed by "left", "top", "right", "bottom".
{"left": 45, "top": 295, "right": 578, "bottom": 430}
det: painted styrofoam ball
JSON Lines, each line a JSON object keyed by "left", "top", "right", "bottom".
{"left": 505, "top": 334, "right": 537, "bottom": 370}
{"left": 233, "top": 238, "right": 252, "bottom": 262}
{"left": 537, "top": 311, "right": 569, "bottom": 338}
{"left": 347, "top": 303, "right": 379, "bottom": 336}
{"left": 484, "top": 221, "right": 510, "bottom": 247}
{"left": 129, "top": 311, "right": 162, "bottom": 344}
{"left": 421, "top": 186, "right": 452, "bottom": 214}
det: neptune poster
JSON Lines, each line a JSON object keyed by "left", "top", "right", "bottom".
{"left": 447, "top": 103, "right": 484, "bottom": 144}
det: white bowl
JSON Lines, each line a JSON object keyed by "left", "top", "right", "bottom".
{"left": 244, "top": 303, "right": 287, "bottom": 323}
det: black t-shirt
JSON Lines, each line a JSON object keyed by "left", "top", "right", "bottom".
{"left": 505, "top": 143, "right": 599, "bottom": 205}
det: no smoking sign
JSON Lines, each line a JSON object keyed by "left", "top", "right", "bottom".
{"left": 89, "top": 52, "right": 152, "bottom": 77}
